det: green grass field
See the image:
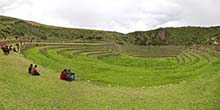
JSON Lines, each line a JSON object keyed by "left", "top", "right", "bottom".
{"left": 1, "top": 42, "right": 220, "bottom": 110}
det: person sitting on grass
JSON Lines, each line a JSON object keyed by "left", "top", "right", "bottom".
{"left": 1, "top": 45, "right": 9, "bottom": 55}
{"left": 65, "top": 70, "right": 73, "bottom": 81}
{"left": 65, "top": 70, "right": 78, "bottom": 81}
{"left": 60, "top": 69, "right": 67, "bottom": 80}
{"left": 9, "top": 45, "right": 13, "bottom": 51}
{"left": 31, "top": 65, "right": 40, "bottom": 76}
{"left": 28, "top": 64, "right": 33, "bottom": 74}
{"left": 13, "top": 47, "right": 18, "bottom": 53}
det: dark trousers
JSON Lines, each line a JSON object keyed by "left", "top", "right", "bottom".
{"left": 32, "top": 72, "right": 40, "bottom": 76}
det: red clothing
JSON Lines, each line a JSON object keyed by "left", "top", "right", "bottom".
{"left": 1, "top": 45, "right": 8, "bottom": 52}
{"left": 31, "top": 67, "right": 37, "bottom": 74}
{"left": 60, "top": 71, "right": 66, "bottom": 79}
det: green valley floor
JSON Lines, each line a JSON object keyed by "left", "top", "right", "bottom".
{"left": 0, "top": 47, "right": 220, "bottom": 110}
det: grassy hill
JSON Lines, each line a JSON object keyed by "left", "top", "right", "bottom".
{"left": 127, "top": 27, "right": 220, "bottom": 45}
{"left": 1, "top": 15, "right": 220, "bottom": 110}
{"left": 0, "top": 15, "right": 125, "bottom": 43}
{"left": 0, "top": 42, "right": 220, "bottom": 110}
{"left": 1, "top": 15, "right": 220, "bottom": 45}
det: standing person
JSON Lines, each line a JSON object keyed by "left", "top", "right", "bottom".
{"left": 31, "top": 65, "right": 40, "bottom": 76}
{"left": 19, "top": 41, "right": 23, "bottom": 45}
{"left": 15, "top": 43, "right": 19, "bottom": 52}
{"left": 60, "top": 69, "right": 67, "bottom": 80}
{"left": 28, "top": 64, "right": 33, "bottom": 74}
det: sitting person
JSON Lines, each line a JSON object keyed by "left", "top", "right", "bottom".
{"left": 28, "top": 64, "right": 33, "bottom": 74}
{"left": 13, "top": 47, "right": 18, "bottom": 53}
{"left": 9, "top": 45, "right": 13, "bottom": 51}
{"left": 65, "top": 70, "right": 76, "bottom": 81}
{"left": 31, "top": 65, "right": 40, "bottom": 76}
{"left": 60, "top": 69, "right": 67, "bottom": 80}
{"left": 1, "top": 45, "right": 9, "bottom": 55}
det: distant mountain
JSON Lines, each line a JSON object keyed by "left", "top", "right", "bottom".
{"left": 127, "top": 26, "right": 220, "bottom": 45}
{"left": 1, "top": 15, "right": 220, "bottom": 45}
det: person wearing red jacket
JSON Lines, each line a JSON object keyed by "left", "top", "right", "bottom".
{"left": 31, "top": 65, "right": 40, "bottom": 76}
{"left": 60, "top": 69, "right": 67, "bottom": 80}
{"left": 1, "top": 45, "right": 9, "bottom": 55}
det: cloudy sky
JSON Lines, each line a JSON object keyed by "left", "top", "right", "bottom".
{"left": 0, "top": 0, "right": 220, "bottom": 33}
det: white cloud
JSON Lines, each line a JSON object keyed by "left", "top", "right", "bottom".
{"left": 1, "top": 0, "right": 220, "bottom": 33}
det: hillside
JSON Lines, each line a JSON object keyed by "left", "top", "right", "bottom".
{"left": 1, "top": 15, "right": 220, "bottom": 45}
{"left": 127, "top": 27, "right": 220, "bottom": 45}
{"left": 1, "top": 42, "right": 220, "bottom": 109}
{"left": 0, "top": 15, "right": 125, "bottom": 43}
{"left": 1, "top": 15, "right": 220, "bottom": 110}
